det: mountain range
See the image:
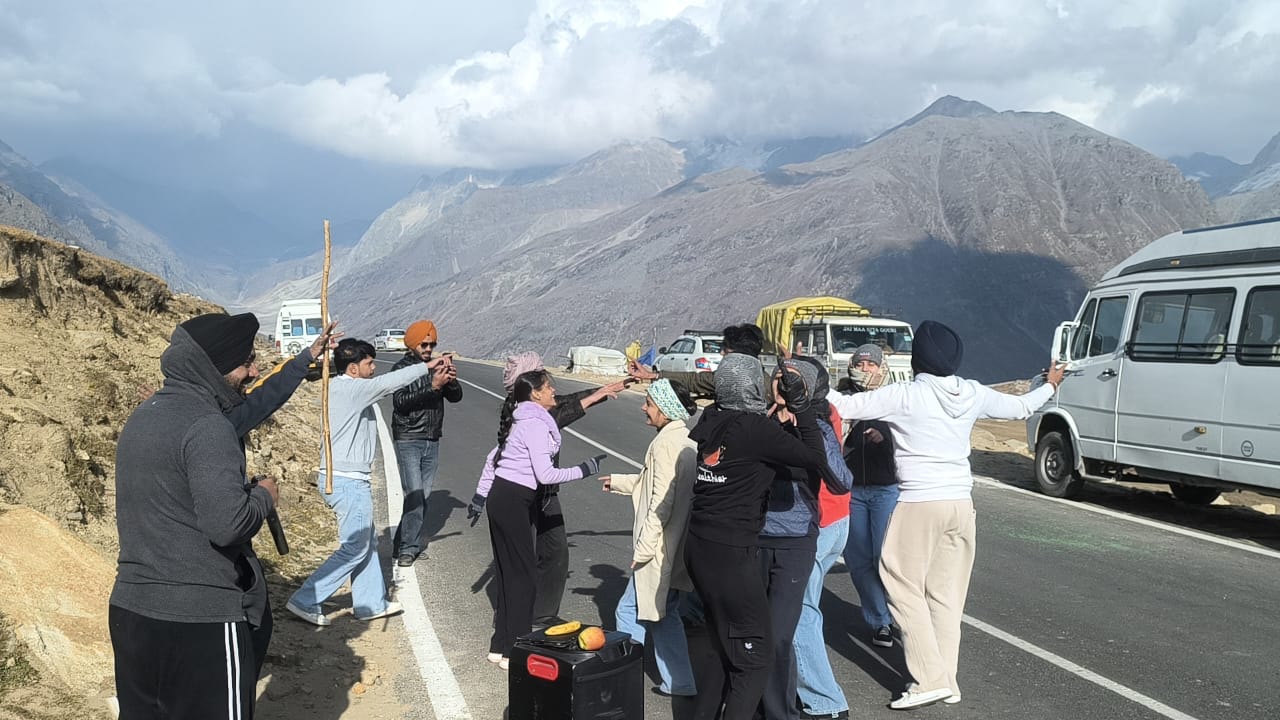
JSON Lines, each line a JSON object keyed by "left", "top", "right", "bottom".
{"left": 330, "top": 98, "right": 1217, "bottom": 381}
{"left": 4, "top": 96, "right": 1279, "bottom": 381}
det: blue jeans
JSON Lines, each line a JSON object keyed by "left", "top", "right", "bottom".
{"left": 615, "top": 579, "right": 697, "bottom": 695}
{"left": 289, "top": 474, "right": 391, "bottom": 618}
{"left": 845, "top": 484, "right": 900, "bottom": 629}
{"left": 393, "top": 438, "right": 440, "bottom": 558}
{"left": 795, "top": 517, "right": 851, "bottom": 715}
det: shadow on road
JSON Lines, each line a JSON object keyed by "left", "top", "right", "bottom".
{"left": 818, "top": 590, "right": 907, "bottom": 695}
{"left": 974, "top": 447, "right": 1280, "bottom": 552}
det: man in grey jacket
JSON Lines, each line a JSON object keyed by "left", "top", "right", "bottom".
{"left": 110, "top": 312, "right": 279, "bottom": 720}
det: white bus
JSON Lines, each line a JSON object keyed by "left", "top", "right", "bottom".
{"left": 274, "top": 299, "right": 325, "bottom": 356}
{"left": 1027, "top": 216, "right": 1280, "bottom": 504}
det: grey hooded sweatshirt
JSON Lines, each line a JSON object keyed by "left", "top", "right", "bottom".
{"left": 110, "top": 326, "right": 276, "bottom": 626}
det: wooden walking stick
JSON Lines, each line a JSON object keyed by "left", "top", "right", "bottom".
{"left": 321, "top": 219, "right": 334, "bottom": 495}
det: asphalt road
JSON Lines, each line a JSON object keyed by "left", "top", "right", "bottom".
{"left": 374, "top": 356, "right": 1280, "bottom": 720}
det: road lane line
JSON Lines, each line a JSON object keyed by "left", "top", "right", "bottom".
{"left": 973, "top": 476, "right": 1280, "bottom": 561}
{"left": 373, "top": 404, "right": 472, "bottom": 720}
{"left": 457, "top": 377, "right": 645, "bottom": 470}
{"left": 962, "top": 615, "right": 1199, "bottom": 720}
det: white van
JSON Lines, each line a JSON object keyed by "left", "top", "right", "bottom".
{"left": 1027, "top": 216, "right": 1280, "bottom": 504}
{"left": 274, "top": 299, "right": 324, "bottom": 356}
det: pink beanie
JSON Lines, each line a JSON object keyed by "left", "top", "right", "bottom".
{"left": 503, "top": 351, "right": 545, "bottom": 390}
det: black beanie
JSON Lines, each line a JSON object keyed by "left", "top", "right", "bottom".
{"left": 911, "top": 320, "right": 963, "bottom": 377}
{"left": 180, "top": 313, "right": 260, "bottom": 374}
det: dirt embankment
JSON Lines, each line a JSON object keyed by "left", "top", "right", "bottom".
{"left": 0, "top": 227, "right": 407, "bottom": 719}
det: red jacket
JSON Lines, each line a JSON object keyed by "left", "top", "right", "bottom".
{"left": 817, "top": 405, "right": 851, "bottom": 527}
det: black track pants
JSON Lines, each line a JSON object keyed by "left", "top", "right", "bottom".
{"left": 110, "top": 604, "right": 257, "bottom": 720}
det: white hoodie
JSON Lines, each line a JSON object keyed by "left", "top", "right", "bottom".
{"left": 828, "top": 375, "right": 1055, "bottom": 502}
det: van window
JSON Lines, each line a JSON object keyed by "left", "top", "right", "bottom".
{"left": 289, "top": 319, "right": 304, "bottom": 337}
{"left": 1071, "top": 297, "right": 1128, "bottom": 359}
{"left": 1129, "top": 290, "right": 1234, "bottom": 362}
{"left": 1237, "top": 286, "right": 1280, "bottom": 366}
{"left": 1070, "top": 299, "right": 1097, "bottom": 359}
{"left": 305, "top": 317, "right": 324, "bottom": 335}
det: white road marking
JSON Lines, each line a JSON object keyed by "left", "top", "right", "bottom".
{"left": 409, "top": 359, "right": 1214, "bottom": 719}
{"left": 963, "top": 615, "right": 1199, "bottom": 720}
{"left": 972, "top": 476, "right": 1280, "bottom": 561}
{"left": 373, "top": 404, "right": 472, "bottom": 720}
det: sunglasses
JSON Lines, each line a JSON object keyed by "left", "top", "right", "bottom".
{"left": 418, "top": 341, "right": 438, "bottom": 349}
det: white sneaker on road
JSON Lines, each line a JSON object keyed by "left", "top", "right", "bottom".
{"left": 356, "top": 601, "right": 403, "bottom": 621}
{"left": 943, "top": 693, "right": 962, "bottom": 704}
{"left": 889, "top": 688, "right": 952, "bottom": 710}
{"left": 286, "top": 600, "right": 330, "bottom": 627}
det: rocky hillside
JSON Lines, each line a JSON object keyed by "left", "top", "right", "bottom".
{"left": 1177, "top": 130, "right": 1280, "bottom": 223}
{"left": 0, "top": 226, "right": 337, "bottom": 716}
{"left": 332, "top": 101, "right": 1217, "bottom": 382}
{"left": 0, "top": 140, "right": 212, "bottom": 301}
{"left": 236, "top": 140, "right": 690, "bottom": 320}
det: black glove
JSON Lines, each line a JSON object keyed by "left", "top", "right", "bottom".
{"left": 467, "top": 494, "right": 486, "bottom": 527}
{"left": 576, "top": 454, "right": 608, "bottom": 478}
{"left": 776, "top": 358, "right": 811, "bottom": 414}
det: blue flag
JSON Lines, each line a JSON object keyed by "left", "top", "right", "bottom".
{"left": 637, "top": 344, "right": 657, "bottom": 367}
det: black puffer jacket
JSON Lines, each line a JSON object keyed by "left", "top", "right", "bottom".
{"left": 391, "top": 353, "right": 463, "bottom": 440}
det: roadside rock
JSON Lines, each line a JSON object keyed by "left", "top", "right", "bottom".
{"left": 0, "top": 506, "right": 114, "bottom": 696}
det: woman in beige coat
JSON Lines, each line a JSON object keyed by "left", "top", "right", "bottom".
{"left": 601, "top": 379, "right": 699, "bottom": 697}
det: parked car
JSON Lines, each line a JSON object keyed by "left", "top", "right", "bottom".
{"left": 1028, "top": 215, "right": 1280, "bottom": 505}
{"left": 373, "top": 328, "right": 406, "bottom": 352}
{"left": 654, "top": 330, "right": 723, "bottom": 373}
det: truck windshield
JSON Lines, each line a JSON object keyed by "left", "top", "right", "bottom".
{"left": 831, "top": 326, "right": 913, "bottom": 354}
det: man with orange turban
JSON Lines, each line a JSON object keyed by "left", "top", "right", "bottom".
{"left": 391, "top": 319, "right": 462, "bottom": 566}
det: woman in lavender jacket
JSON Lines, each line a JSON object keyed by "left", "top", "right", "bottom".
{"left": 483, "top": 369, "right": 606, "bottom": 669}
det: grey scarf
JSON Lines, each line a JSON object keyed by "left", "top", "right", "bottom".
{"left": 714, "top": 353, "right": 767, "bottom": 414}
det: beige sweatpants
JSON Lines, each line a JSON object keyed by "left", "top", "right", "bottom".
{"left": 879, "top": 499, "right": 976, "bottom": 694}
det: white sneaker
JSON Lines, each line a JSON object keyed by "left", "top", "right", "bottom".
{"left": 356, "top": 601, "right": 403, "bottom": 621}
{"left": 499, "top": 657, "right": 510, "bottom": 671}
{"left": 943, "top": 693, "right": 962, "bottom": 705}
{"left": 889, "top": 688, "right": 952, "bottom": 710}
{"left": 487, "top": 652, "right": 504, "bottom": 664}
{"left": 286, "top": 600, "right": 330, "bottom": 626}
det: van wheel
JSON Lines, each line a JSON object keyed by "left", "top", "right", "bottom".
{"left": 1035, "top": 431, "right": 1085, "bottom": 499}
{"left": 1169, "top": 484, "right": 1221, "bottom": 505}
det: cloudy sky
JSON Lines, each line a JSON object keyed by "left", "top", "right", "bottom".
{"left": 1, "top": 0, "right": 1277, "bottom": 228}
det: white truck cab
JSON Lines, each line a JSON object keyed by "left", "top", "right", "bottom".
{"left": 1027, "top": 216, "right": 1280, "bottom": 504}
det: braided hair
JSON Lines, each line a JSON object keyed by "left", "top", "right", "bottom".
{"left": 494, "top": 370, "right": 551, "bottom": 466}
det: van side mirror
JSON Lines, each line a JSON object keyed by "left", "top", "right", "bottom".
{"left": 1052, "top": 321, "right": 1080, "bottom": 364}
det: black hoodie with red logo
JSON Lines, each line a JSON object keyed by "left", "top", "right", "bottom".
{"left": 687, "top": 404, "right": 835, "bottom": 547}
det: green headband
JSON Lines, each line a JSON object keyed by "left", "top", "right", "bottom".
{"left": 647, "top": 379, "right": 689, "bottom": 421}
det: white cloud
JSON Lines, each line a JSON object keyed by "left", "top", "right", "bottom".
{"left": 1, "top": 0, "right": 1278, "bottom": 167}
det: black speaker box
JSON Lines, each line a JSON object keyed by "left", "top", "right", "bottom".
{"left": 508, "top": 629, "right": 644, "bottom": 719}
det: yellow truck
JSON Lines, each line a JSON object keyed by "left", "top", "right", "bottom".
{"left": 756, "top": 296, "right": 914, "bottom": 383}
